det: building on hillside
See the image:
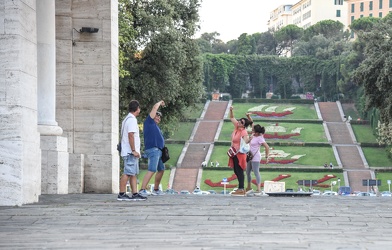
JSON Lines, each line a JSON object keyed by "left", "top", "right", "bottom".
{"left": 0, "top": 1, "right": 119, "bottom": 206}
{"left": 268, "top": 4, "right": 294, "bottom": 31}
{"left": 345, "top": 0, "right": 392, "bottom": 38}
{"left": 291, "top": 0, "right": 348, "bottom": 29}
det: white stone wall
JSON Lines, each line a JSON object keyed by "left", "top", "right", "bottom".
{"left": 55, "top": 0, "right": 119, "bottom": 193}
{"left": 68, "top": 153, "right": 84, "bottom": 193}
{"left": 0, "top": 0, "right": 42, "bottom": 206}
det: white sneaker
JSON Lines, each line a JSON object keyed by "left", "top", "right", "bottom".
{"left": 138, "top": 189, "right": 151, "bottom": 197}
{"left": 151, "top": 190, "right": 165, "bottom": 196}
{"left": 246, "top": 188, "right": 254, "bottom": 195}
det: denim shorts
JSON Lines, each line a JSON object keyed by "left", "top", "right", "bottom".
{"left": 144, "top": 147, "right": 165, "bottom": 172}
{"left": 122, "top": 154, "right": 139, "bottom": 176}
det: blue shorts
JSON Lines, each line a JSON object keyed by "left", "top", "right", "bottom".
{"left": 144, "top": 147, "right": 165, "bottom": 172}
{"left": 122, "top": 154, "right": 139, "bottom": 176}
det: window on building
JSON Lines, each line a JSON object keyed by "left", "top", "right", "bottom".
{"left": 379, "top": 0, "right": 383, "bottom": 9}
{"left": 303, "top": 10, "right": 311, "bottom": 20}
{"left": 370, "top": 1, "right": 373, "bottom": 10}
{"left": 351, "top": 3, "right": 355, "bottom": 13}
{"left": 360, "top": 14, "right": 364, "bottom": 18}
{"left": 390, "top": 0, "right": 392, "bottom": 7}
{"left": 334, "top": 0, "right": 343, "bottom": 5}
{"left": 379, "top": 12, "right": 383, "bottom": 17}
{"left": 360, "top": 2, "right": 364, "bottom": 11}
{"left": 351, "top": 16, "right": 355, "bottom": 22}
{"left": 336, "top": 10, "right": 341, "bottom": 17}
{"left": 370, "top": 13, "right": 373, "bottom": 17}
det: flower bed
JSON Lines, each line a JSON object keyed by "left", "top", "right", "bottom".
{"left": 250, "top": 110, "right": 293, "bottom": 117}
{"left": 264, "top": 133, "right": 300, "bottom": 139}
{"left": 260, "top": 158, "right": 298, "bottom": 164}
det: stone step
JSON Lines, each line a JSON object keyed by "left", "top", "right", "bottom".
{"left": 336, "top": 146, "right": 365, "bottom": 168}
{"left": 347, "top": 170, "right": 373, "bottom": 192}
{"left": 172, "top": 168, "right": 199, "bottom": 191}
{"left": 203, "top": 101, "right": 228, "bottom": 120}
{"left": 192, "top": 121, "right": 220, "bottom": 143}
{"left": 180, "top": 144, "right": 210, "bottom": 168}
{"left": 327, "top": 123, "right": 354, "bottom": 144}
{"left": 318, "top": 102, "right": 342, "bottom": 122}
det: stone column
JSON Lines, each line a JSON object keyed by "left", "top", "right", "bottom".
{"left": 37, "top": 0, "right": 69, "bottom": 194}
{"left": 37, "top": 0, "right": 60, "bottom": 133}
{"left": 55, "top": 0, "right": 120, "bottom": 194}
{"left": 0, "top": 0, "right": 41, "bottom": 206}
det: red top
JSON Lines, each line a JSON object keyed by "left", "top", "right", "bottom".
{"left": 228, "top": 125, "right": 248, "bottom": 170}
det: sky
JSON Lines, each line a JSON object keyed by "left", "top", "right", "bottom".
{"left": 197, "top": 0, "right": 299, "bottom": 42}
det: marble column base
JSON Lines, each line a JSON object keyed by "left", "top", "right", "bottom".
{"left": 41, "top": 135, "right": 69, "bottom": 194}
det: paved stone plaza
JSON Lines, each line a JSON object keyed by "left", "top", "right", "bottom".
{"left": 1, "top": 194, "right": 391, "bottom": 249}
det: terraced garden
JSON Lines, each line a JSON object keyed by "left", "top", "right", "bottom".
{"left": 139, "top": 101, "right": 392, "bottom": 193}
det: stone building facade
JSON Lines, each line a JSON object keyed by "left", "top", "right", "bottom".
{"left": 0, "top": 0, "right": 119, "bottom": 206}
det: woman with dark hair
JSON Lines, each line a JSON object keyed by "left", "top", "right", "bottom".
{"left": 245, "top": 113, "right": 270, "bottom": 195}
{"left": 228, "top": 106, "right": 251, "bottom": 196}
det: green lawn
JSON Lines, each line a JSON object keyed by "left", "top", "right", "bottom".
{"left": 138, "top": 169, "right": 171, "bottom": 191}
{"left": 375, "top": 172, "right": 392, "bottom": 192}
{"left": 351, "top": 124, "right": 378, "bottom": 143}
{"left": 218, "top": 122, "right": 327, "bottom": 142}
{"left": 231, "top": 103, "right": 318, "bottom": 120}
{"left": 182, "top": 103, "right": 205, "bottom": 119}
{"left": 162, "top": 144, "right": 184, "bottom": 168}
{"left": 341, "top": 103, "right": 361, "bottom": 120}
{"left": 362, "top": 147, "right": 392, "bottom": 167}
{"left": 209, "top": 145, "right": 336, "bottom": 167}
{"left": 166, "top": 122, "right": 195, "bottom": 141}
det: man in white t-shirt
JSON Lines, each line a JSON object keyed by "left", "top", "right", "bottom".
{"left": 117, "top": 100, "right": 146, "bottom": 201}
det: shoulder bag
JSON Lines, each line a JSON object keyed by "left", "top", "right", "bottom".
{"left": 117, "top": 116, "right": 130, "bottom": 153}
{"left": 161, "top": 146, "right": 170, "bottom": 163}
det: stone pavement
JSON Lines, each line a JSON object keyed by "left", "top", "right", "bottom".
{"left": 1, "top": 194, "right": 392, "bottom": 249}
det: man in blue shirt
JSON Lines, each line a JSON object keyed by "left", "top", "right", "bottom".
{"left": 139, "top": 100, "right": 166, "bottom": 196}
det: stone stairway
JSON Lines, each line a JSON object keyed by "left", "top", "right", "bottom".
{"left": 318, "top": 102, "right": 372, "bottom": 192}
{"left": 171, "top": 101, "right": 229, "bottom": 192}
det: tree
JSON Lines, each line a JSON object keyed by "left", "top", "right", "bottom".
{"left": 294, "top": 34, "right": 331, "bottom": 58}
{"left": 350, "top": 17, "right": 380, "bottom": 33}
{"left": 235, "top": 33, "right": 253, "bottom": 55}
{"left": 303, "top": 20, "right": 345, "bottom": 41}
{"left": 275, "top": 25, "right": 304, "bottom": 56}
{"left": 353, "top": 14, "right": 392, "bottom": 124}
{"left": 256, "top": 30, "right": 278, "bottom": 55}
{"left": 196, "top": 32, "right": 228, "bottom": 54}
{"left": 119, "top": 0, "right": 204, "bottom": 131}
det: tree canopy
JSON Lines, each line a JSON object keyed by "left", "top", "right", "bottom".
{"left": 353, "top": 13, "right": 392, "bottom": 124}
{"left": 119, "top": 0, "right": 204, "bottom": 134}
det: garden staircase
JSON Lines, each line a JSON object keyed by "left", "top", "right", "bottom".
{"left": 318, "top": 102, "right": 372, "bottom": 192}
{"left": 171, "top": 101, "right": 229, "bottom": 192}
